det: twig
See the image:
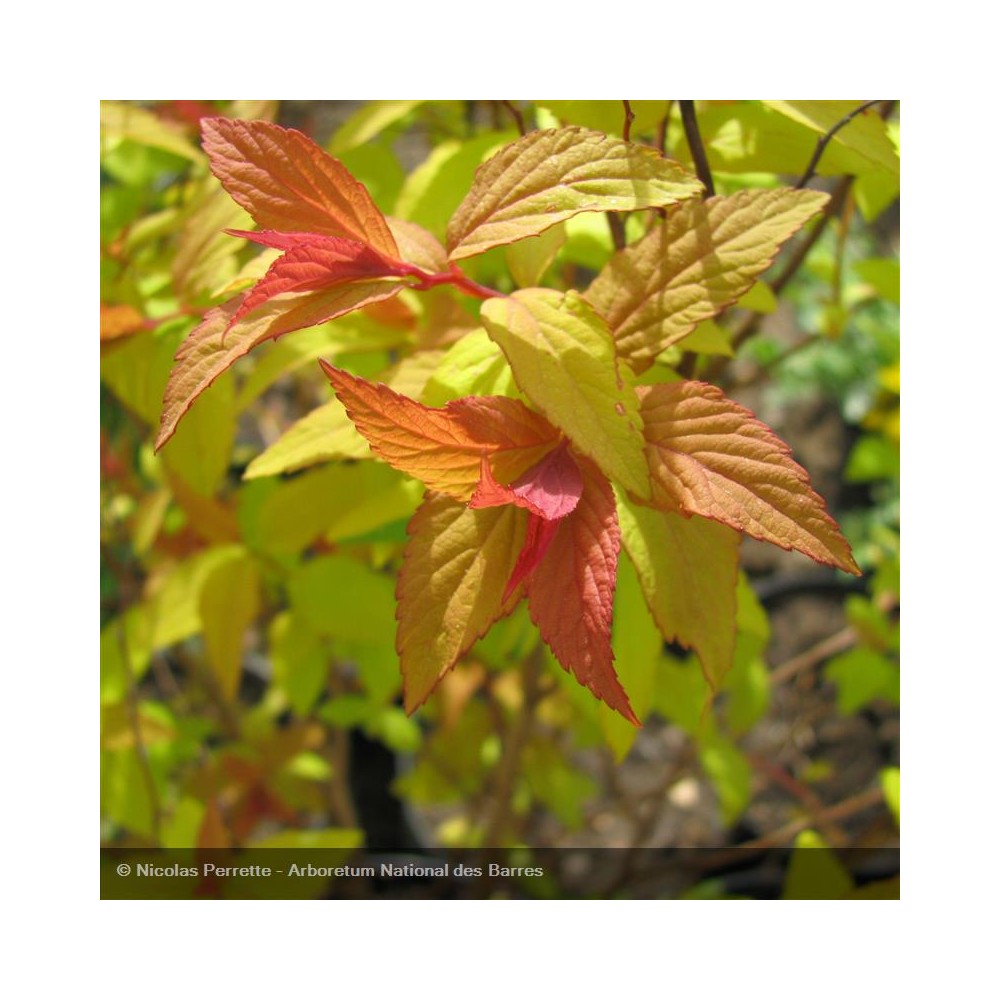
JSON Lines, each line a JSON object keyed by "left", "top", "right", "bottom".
{"left": 732, "top": 786, "right": 885, "bottom": 854}
{"left": 501, "top": 101, "right": 526, "bottom": 136}
{"left": 656, "top": 101, "right": 674, "bottom": 154}
{"left": 607, "top": 213, "right": 627, "bottom": 252}
{"left": 481, "top": 644, "right": 545, "bottom": 845}
{"left": 796, "top": 100, "right": 885, "bottom": 189}
{"left": 745, "top": 751, "right": 849, "bottom": 847}
{"left": 621, "top": 100, "right": 635, "bottom": 142}
{"left": 679, "top": 101, "right": 714, "bottom": 197}
{"left": 770, "top": 625, "right": 857, "bottom": 687}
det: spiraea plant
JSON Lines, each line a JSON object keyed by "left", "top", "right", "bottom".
{"left": 156, "top": 113, "right": 860, "bottom": 728}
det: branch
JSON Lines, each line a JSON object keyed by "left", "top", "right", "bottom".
{"left": 770, "top": 625, "right": 857, "bottom": 687}
{"left": 501, "top": 100, "right": 526, "bottom": 136}
{"left": 679, "top": 100, "right": 715, "bottom": 197}
{"left": 481, "top": 643, "right": 545, "bottom": 845}
{"left": 656, "top": 101, "right": 674, "bottom": 154}
{"left": 621, "top": 100, "right": 635, "bottom": 142}
{"left": 796, "top": 100, "right": 888, "bottom": 189}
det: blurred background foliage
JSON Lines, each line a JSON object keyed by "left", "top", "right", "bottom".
{"left": 100, "top": 100, "right": 899, "bottom": 897}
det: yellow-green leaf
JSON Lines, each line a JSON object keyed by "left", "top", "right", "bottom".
{"left": 329, "top": 100, "right": 424, "bottom": 154}
{"left": 782, "top": 830, "right": 855, "bottom": 900}
{"left": 447, "top": 127, "right": 702, "bottom": 260}
{"left": 763, "top": 100, "right": 899, "bottom": 175}
{"left": 505, "top": 223, "right": 567, "bottom": 288}
{"left": 481, "top": 289, "right": 650, "bottom": 498}
{"left": 602, "top": 553, "right": 662, "bottom": 759}
{"left": 101, "top": 101, "right": 202, "bottom": 162}
{"left": 199, "top": 546, "right": 260, "bottom": 700}
{"left": 587, "top": 188, "right": 828, "bottom": 366}
{"left": 421, "top": 329, "right": 517, "bottom": 406}
{"left": 398, "top": 494, "right": 526, "bottom": 713}
{"left": 244, "top": 397, "right": 370, "bottom": 479}
{"left": 617, "top": 493, "right": 740, "bottom": 689}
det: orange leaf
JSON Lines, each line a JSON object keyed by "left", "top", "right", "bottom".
{"left": 319, "top": 362, "right": 560, "bottom": 501}
{"left": 587, "top": 188, "right": 828, "bottom": 366}
{"left": 201, "top": 117, "right": 399, "bottom": 258}
{"left": 156, "top": 280, "right": 400, "bottom": 449}
{"left": 526, "top": 455, "right": 639, "bottom": 724}
{"left": 640, "top": 382, "right": 860, "bottom": 575}
{"left": 100, "top": 303, "right": 145, "bottom": 341}
{"left": 398, "top": 494, "right": 526, "bottom": 713}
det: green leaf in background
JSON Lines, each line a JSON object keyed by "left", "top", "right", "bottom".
{"left": 652, "top": 655, "right": 712, "bottom": 738}
{"left": 101, "top": 101, "right": 202, "bottom": 163}
{"left": 160, "top": 369, "right": 236, "bottom": 496}
{"left": 394, "top": 131, "right": 515, "bottom": 240}
{"left": 420, "top": 329, "right": 518, "bottom": 406}
{"left": 698, "top": 736, "right": 752, "bottom": 826}
{"left": 536, "top": 101, "right": 671, "bottom": 139}
{"left": 288, "top": 555, "right": 396, "bottom": 645}
{"left": 782, "top": 830, "right": 855, "bottom": 900}
{"left": 244, "top": 398, "right": 370, "bottom": 479}
{"left": 199, "top": 546, "right": 260, "bottom": 700}
{"left": 854, "top": 257, "right": 900, "bottom": 305}
{"left": 328, "top": 100, "right": 424, "bottom": 154}
{"left": 505, "top": 223, "right": 567, "bottom": 289}
{"left": 679, "top": 320, "right": 734, "bottom": 357}
{"left": 722, "top": 575, "right": 772, "bottom": 735}
{"left": 253, "top": 462, "right": 422, "bottom": 554}
{"left": 250, "top": 829, "right": 364, "bottom": 849}
{"left": 602, "top": 554, "right": 663, "bottom": 759}
{"left": 617, "top": 495, "right": 740, "bottom": 689}
{"left": 269, "top": 612, "right": 329, "bottom": 717}
{"left": 881, "top": 767, "right": 900, "bottom": 827}
{"left": 825, "top": 647, "right": 900, "bottom": 714}
{"left": 846, "top": 434, "right": 900, "bottom": 483}
{"left": 523, "top": 740, "right": 599, "bottom": 829}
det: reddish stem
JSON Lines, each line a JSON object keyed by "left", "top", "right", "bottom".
{"left": 399, "top": 262, "right": 502, "bottom": 300}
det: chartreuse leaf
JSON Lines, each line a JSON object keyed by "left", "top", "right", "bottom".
{"left": 652, "top": 654, "right": 712, "bottom": 736}
{"left": 602, "top": 553, "right": 663, "bottom": 758}
{"left": 447, "top": 127, "right": 702, "bottom": 260}
{"left": 505, "top": 223, "right": 566, "bottom": 289}
{"left": 201, "top": 117, "right": 399, "bottom": 257}
{"left": 244, "top": 397, "right": 370, "bottom": 479}
{"left": 159, "top": 369, "right": 236, "bottom": 496}
{"left": 722, "top": 576, "right": 772, "bottom": 735}
{"left": 102, "top": 326, "right": 182, "bottom": 426}
{"left": 536, "top": 101, "right": 671, "bottom": 139}
{"left": 251, "top": 829, "right": 363, "bottom": 849}
{"left": 699, "top": 736, "right": 752, "bottom": 826}
{"left": 172, "top": 176, "right": 252, "bottom": 303}
{"left": 289, "top": 556, "right": 396, "bottom": 645}
{"left": 395, "top": 132, "right": 516, "bottom": 241}
{"left": 199, "top": 546, "right": 260, "bottom": 700}
{"left": 254, "top": 462, "right": 422, "bottom": 554}
{"left": 639, "top": 381, "right": 860, "bottom": 574}
{"left": 397, "top": 495, "right": 526, "bottom": 713}
{"left": 421, "top": 329, "right": 518, "bottom": 406}
{"left": 101, "top": 101, "right": 202, "bottom": 162}
{"left": 525, "top": 456, "right": 637, "bottom": 725}
{"left": 481, "top": 289, "right": 650, "bottom": 499}
{"left": 763, "top": 101, "right": 899, "bottom": 176}
{"left": 523, "top": 739, "right": 599, "bottom": 828}
{"left": 881, "top": 767, "right": 900, "bottom": 826}
{"left": 329, "top": 100, "right": 424, "bottom": 154}
{"left": 782, "top": 830, "right": 854, "bottom": 900}
{"left": 825, "top": 647, "right": 899, "bottom": 714}
{"left": 617, "top": 492, "right": 740, "bottom": 690}
{"left": 320, "top": 362, "right": 559, "bottom": 501}
{"left": 587, "top": 189, "right": 828, "bottom": 366}
{"left": 269, "top": 612, "right": 328, "bottom": 716}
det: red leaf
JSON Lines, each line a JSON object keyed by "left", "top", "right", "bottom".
{"left": 525, "top": 454, "right": 638, "bottom": 725}
{"left": 224, "top": 235, "right": 409, "bottom": 330}
{"left": 469, "top": 444, "right": 584, "bottom": 601}
{"left": 201, "top": 117, "right": 399, "bottom": 257}
{"left": 319, "top": 362, "right": 561, "bottom": 500}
